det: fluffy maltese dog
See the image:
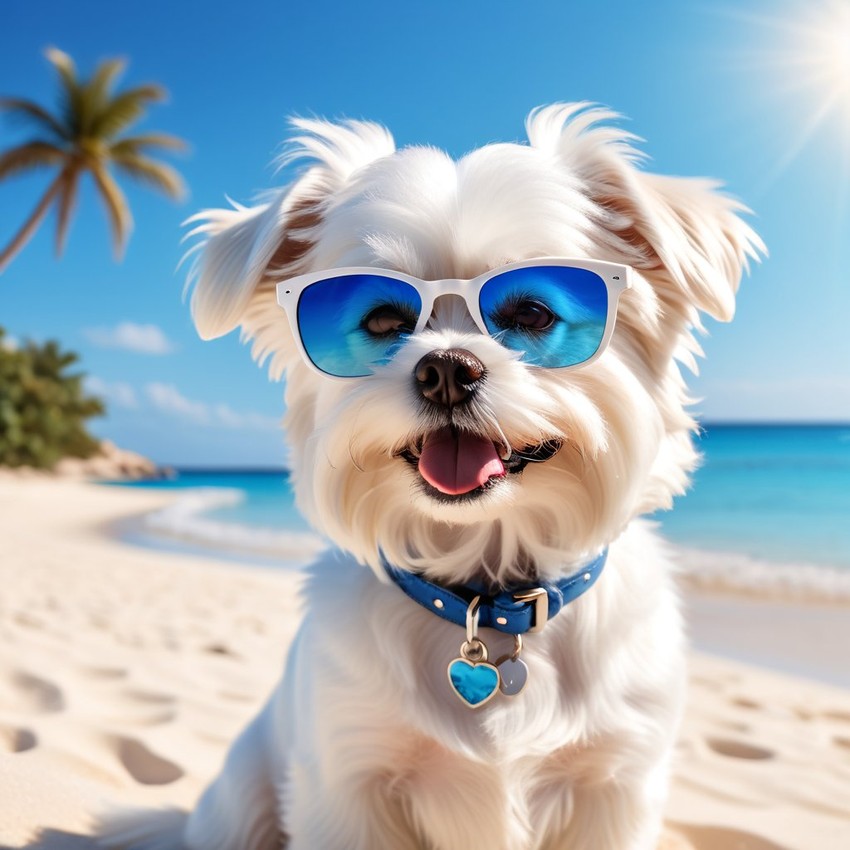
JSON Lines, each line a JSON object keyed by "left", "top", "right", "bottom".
{"left": 101, "top": 103, "right": 762, "bottom": 849}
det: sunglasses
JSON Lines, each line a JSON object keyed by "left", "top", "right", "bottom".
{"left": 275, "top": 258, "right": 632, "bottom": 379}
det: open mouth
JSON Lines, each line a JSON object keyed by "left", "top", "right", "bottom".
{"left": 397, "top": 426, "right": 562, "bottom": 502}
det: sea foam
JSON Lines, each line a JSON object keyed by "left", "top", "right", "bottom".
{"left": 142, "top": 487, "right": 326, "bottom": 563}
{"left": 676, "top": 545, "right": 850, "bottom": 603}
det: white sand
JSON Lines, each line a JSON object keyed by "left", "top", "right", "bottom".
{"left": 0, "top": 477, "right": 848, "bottom": 849}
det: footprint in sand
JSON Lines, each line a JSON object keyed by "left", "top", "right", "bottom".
{"left": 120, "top": 687, "right": 176, "bottom": 706}
{"left": 834, "top": 736, "right": 850, "bottom": 751}
{"left": 793, "top": 707, "right": 815, "bottom": 721}
{"left": 0, "top": 723, "right": 38, "bottom": 753}
{"left": 0, "top": 669, "right": 65, "bottom": 713}
{"left": 730, "top": 696, "right": 761, "bottom": 711}
{"left": 110, "top": 736, "right": 184, "bottom": 785}
{"left": 203, "top": 642, "right": 236, "bottom": 657}
{"left": 705, "top": 737, "right": 774, "bottom": 760}
{"left": 823, "top": 709, "right": 850, "bottom": 723}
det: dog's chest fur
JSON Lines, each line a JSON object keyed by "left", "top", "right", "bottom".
{"left": 279, "top": 521, "right": 685, "bottom": 846}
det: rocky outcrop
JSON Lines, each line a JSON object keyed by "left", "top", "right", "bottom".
{"left": 51, "top": 441, "right": 163, "bottom": 480}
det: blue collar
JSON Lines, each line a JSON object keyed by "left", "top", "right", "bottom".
{"left": 382, "top": 549, "right": 607, "bottom": 635}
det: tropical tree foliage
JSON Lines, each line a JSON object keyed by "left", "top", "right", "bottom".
{"left": 0, "top": 327, "right": 104, "bottom": 468}
{"left": 0, "top": 48, "right": 186, "bottom": 273}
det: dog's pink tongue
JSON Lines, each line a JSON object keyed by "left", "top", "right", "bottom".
{"left": 418, "top": 428, "right": 505, "bottom": 495}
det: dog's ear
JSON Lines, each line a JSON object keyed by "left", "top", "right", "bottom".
{"left": 593, "top": 170, "right": 764, "bottom": 324}
{"left": 184, "top": 118, "right": 396, "bottom": 344}
{"left": 185, "top": 192, "right": 299, "bottom": 341}
{"left": 527, "top": 103, "right": 765, "bottom": 323}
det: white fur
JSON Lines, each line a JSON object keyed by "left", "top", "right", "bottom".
{"left": 98, "top": 103, "right": 763, "bottom": 849}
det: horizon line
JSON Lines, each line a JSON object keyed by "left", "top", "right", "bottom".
{"left": 156, "top": 420, "right": 849, "bottom": 471}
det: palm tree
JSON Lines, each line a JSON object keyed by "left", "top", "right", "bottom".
{"left": 0, "top": 48, "right": 187, "bottom": 274}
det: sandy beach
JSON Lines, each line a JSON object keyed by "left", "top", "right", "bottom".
{"left": 0, "top": 477, "right": 848, "bottom": 849}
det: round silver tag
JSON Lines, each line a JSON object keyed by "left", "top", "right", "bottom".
{"left": 497, "top": 657, "right": 528, "bottom": 696}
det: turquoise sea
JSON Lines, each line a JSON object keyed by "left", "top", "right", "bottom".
{"left": 661, "top": 424, "right": 850, "bottom": 570}
{"left": 114, "top": 424, "right": 850, "bottom": 574}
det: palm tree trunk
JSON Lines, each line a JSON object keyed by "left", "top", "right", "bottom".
{"left": 0, "top": 172, "right": 65, "bottom": 274}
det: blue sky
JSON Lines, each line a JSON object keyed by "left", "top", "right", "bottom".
{"left": 1, "top": 0, "right": 849, "bottom": 466}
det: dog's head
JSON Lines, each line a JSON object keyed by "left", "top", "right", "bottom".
{"left": 186, "top": 104, "right": 763, "bottom": 585}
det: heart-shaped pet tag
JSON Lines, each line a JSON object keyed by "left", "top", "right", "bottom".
{"left": 447, "top": 658, "right": 500, "bottom": 708}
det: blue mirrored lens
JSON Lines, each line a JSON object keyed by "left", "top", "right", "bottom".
{"left": 297, "top": 274, "right": 422, "bottom": 377}
{"left": 479, "top": 266, "right": 609, "bottom": 367}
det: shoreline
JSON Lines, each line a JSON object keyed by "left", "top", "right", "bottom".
{"left": 102, "top": 479, "right": 850, "bottom": 687}
{"left": 122, "top": 484, "right": 325, "bottom": 566}
{"left": 103, "top": 476, "right": 850, "bottom": 605}
{"left": 13, "top": 471, "right": 850, "bottom": 680}
{"left": 1, "top": 477, "right": 849, "bottom": 849}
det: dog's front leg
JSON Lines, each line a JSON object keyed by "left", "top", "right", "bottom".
{"left": 286, "top": 738, "right": 524, "bottom": 850}
{"left": 285, "top": 777, "right": 421, "bottom": 850}
{"left": 401, "top": 745, "right": 529, "bottom": 850}
{"left": 535, "top": 756, "right": 672, "bottom": 850}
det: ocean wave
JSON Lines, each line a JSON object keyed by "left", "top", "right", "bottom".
{"left": 674, "top": 545, "right": 850, "bottom": 603}
{"left": 142, "top": 487, "right": 326, "bottom": 562}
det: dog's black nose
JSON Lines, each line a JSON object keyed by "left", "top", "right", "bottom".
{"left": 414, "top": 349, "right": 485, "bottom": 408}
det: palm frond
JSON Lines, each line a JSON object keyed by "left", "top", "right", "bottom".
{"left": 0, "top": 97, "right": 69, "bottom": 140}
{"left": 79, "top": 57, "right": 127, "bottom": 135}
{"left": 111, "top": 152, "right": 186, "bottom": 200}
{"left": 90, "top": 163, "right": 133, "bottom": 258}
{"left": 44, "top": 47, "right": 78, "bottom": 92}
{"left": 88, "top": 57, "right": 126, "bottom": 102}
{"left": 109, "top": 132, "right": 187, "bottom": 155}
{"left": 91, "top": 85, "right": 167, "bottom": 139}
{"left": 44, "top": 47, "right": 82, "bottom": 134}
{"left": 54, "top": 167, "right": 81, "bottom": 256}
{"left": 0, "top": 172, "right": 65, "bottom": 273}
{"left": 0, "top": 141, "right": 66, "bottom": 180}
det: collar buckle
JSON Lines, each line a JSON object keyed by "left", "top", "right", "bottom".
{"left": 513, "top": 586, "right": 549, "bottom": 633}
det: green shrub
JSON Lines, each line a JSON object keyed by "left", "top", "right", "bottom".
{"left": 0, "top": 327, "right": 105, "bottom": 468}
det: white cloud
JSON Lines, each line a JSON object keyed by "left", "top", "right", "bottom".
{"left": 213, "top": 403, "right": 279, "bottom": 430}
{"left": 85, "top": 376, "right": 139, "bottom": 409}
{"left": 1, "top": 335, "right": 18, "bottom": 352}
{"left": 146, "top": 384, "right": 279, "bottom": 431}
{"left": 84, "top": 322, "right": 175, "bottom": 355}
{"left": 146, "top": 382, "right": 210, "bottom": 423}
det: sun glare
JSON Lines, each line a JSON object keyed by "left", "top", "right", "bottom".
{"left": 794, "top": 2, "right": 850, "bottom": 106}
{"left": 719, "top": 0, "right": 850, "bottom": 195}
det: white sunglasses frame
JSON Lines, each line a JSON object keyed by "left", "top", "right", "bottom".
{"left": 275, "top": 257, "right": 633, "bottom": 379}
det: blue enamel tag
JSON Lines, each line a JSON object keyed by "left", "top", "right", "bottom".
{"left": 447, "top": 659, "right": 500, "bottom": 708}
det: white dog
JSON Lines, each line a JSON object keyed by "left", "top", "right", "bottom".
{"left": 101, "top": 103, "right": 762, "bottom": 849}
